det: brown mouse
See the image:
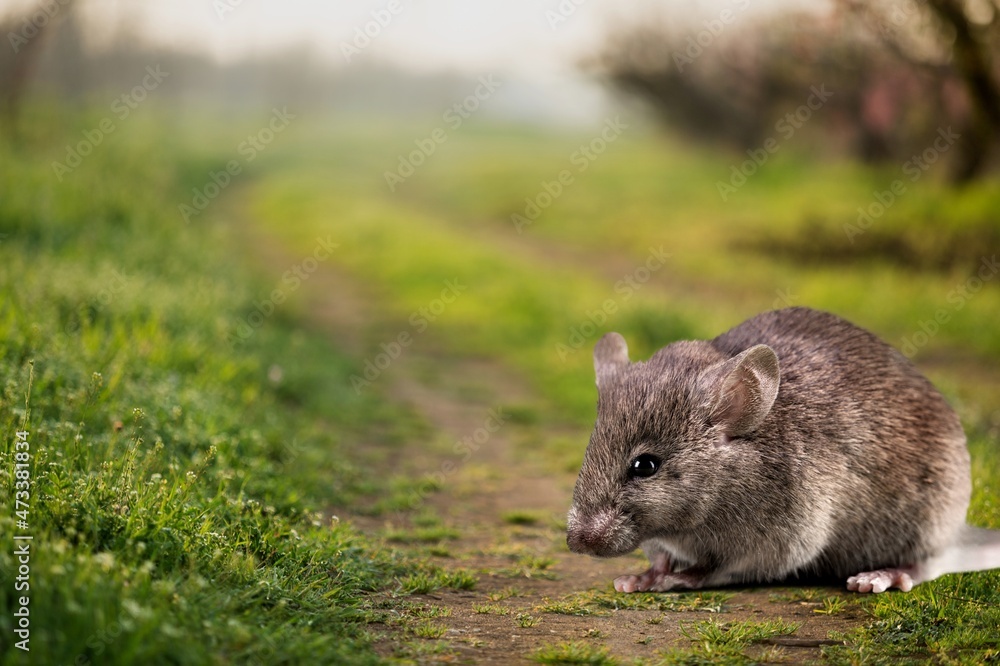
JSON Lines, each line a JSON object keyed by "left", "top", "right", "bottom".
{"left": 566, "top": 307, "right": 1000, "bottom": 593}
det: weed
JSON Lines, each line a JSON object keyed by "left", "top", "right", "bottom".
{"left": 768, "top": 588, "right": 824, "bottom": 604}
{"left": 412, "top": 512, "right": 445, "bottom": 528}
{"left": 538, "top": 598, "right": 598, "bottom": 616}
{"left": 440, "top": 568, "right": 478, "bottom": 590}
{"left": 399, "top": 573, "right": 438, "bottom": 595}
{"left": 488, "top": 586, "right": 523, "bottom": 601}
{"left": 473, "top": 603, "right": 510, "bottom": 615}
{"left": 532, "top": 641, "right": 618, "bottom": 665}
{"left": 517, "top": 613, "right": 540, "bottom": 628}
{"left": 815, "top": 596, "right": 849, "bottom": 615}
{"left": 503, "top": 509, "right": 545, "bottom": 525}
{"left": 396, "top": 639, "right": 456, "bottom": 659}
{"left": 502, "top": 404, "right": 541, "bottom": 425}
{"left": 384, "top": 524, "right": 461, "bottom": 544}
{"left": 500, "top": 552, "right": 559, "bottom": 580}
{"left": 684, "top": 618, "right": 800, "bottom": 647}
{"left": 398, "top": 567, "right": 477, "bottom": 594}
{"left": 411, "top": 622, "right": 447, "bottom": 639}
{"left": 570, "top": 589, "right": 732, "bottom": 614}
{"left": 427, "top": 544, "right": 452, "bottom": 558}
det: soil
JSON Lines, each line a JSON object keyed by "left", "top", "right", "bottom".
{"left": 231, "top": 201, "right": 870, "bottom": 665}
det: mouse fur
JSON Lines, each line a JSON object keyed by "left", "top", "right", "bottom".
{"left": 566, "top": 307, "right": 1000, "bottom": 593}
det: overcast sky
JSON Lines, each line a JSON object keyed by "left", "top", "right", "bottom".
{"left": 5, "top": 0, "right": 824, "bottom": 123}
{"left": 34, "top": 0, "right": 821, "bottom": 77}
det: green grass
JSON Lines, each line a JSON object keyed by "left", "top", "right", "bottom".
{"left": 0, "top": 110, "right": 456, "bottom": 665}
{"left": 647, "top": 619, "right": 801, "bottom": 665}
{"left": 396, "top": 567, "right": 477, "bottom": 595}
{"left": 537, "top": 599, "right": 599, "bottom": 617}
{"left": 409, "top": 621, "right": 447, "bottom": 639}
{"left": 384, "top": 525, "right": 462, "bottom": 544}
{"left": 5, "top": 104, "right": 1000, "bottom": 664}
{"left": 499, "top": 553, "right": 559, "bottom": 580}
{"left": 250, "top": 120, "right": 1000, "bottom": 451}
{"left": 823, "top": 580, "right": 1000, "bottom": 663}
{"left": 487, "top": 586, "right": 523, "bottom": 601}
{"left": 815, "top": 596, "right": 849, "bottom": 616}
{"left": 472, "top": 602, "right": 510, "bottom": 615}
{"left": 684, "top": 619, "right": 800, "bottom": 648}
{"left": 532, "top": 640, "right": 618, "bottom": 665}
{"left": 503, "top": 509, "right": 545, "bottom": 525}
{"left": 516, "top": 612, "right": 540, "bottom": 628}
{"left": 246, "top": 118, "right": 1000, "bottom": 662}
{"left": 559, "top": 589, "right": 733, "bottom": 615}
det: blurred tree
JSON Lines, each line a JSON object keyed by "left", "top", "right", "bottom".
{"left": 840, "top": 0, "right": 1000, "bottom": 183}
{"left": 0, "top": 0, "right": 77, "bottom": 135}
{"left": 593, "top": 2, "right": 999, "bottom": 183}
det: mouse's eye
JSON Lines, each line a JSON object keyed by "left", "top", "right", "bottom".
{"left": 628, "top": 454, "right": 661, "bottom": 479}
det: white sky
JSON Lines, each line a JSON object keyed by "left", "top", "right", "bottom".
{"left": 22, "top": 0, "right": 821, "bottom": 79}
{"left": 5, "top": 0, "right": 824, "bottom": 123}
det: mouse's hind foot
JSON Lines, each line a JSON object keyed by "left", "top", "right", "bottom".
{"left": 846, "top": 566, "right": 918, "bottom": 593}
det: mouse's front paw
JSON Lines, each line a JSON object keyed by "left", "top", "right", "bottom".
{"left": 846, "top": 568, "right": 915, "bottom": 594}
{"left": 614, "top": 568, "right": 703, "bottom": 593}
{"left": 614, "top": 571, "right": 675, "bottom": 593}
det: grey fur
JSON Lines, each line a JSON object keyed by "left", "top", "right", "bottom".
{"left": 566, "top": 307, "right": 1000, "bottom": 593}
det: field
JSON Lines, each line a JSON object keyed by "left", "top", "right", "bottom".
{"left": 2, "top": 106, "right": 1000, "bottom": 664}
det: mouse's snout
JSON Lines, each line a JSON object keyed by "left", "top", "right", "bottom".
{"left": 565, "top": 505, "right": 637, "bottom": 557}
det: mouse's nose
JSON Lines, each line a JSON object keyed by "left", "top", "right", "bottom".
{"left": 565, "top": 508, "right": 619, "bottom": 555}
{"left": 566, "top": 528, "right": 602, "bottom": 555}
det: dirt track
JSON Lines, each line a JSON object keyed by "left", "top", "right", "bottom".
{"left": 236, "top": 203, "right": 868, "bottom": 665}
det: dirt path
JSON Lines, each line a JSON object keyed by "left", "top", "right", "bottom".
{"left": 229, "top": 198, "right": 867, "bottom": 665}
{"left": 368, "top": 354, "right": 862, "bottom": 665}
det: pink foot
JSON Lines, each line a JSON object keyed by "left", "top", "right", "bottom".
{"left": 846, "top": 567, "right": 916, "bottom": 594}
{"left": 613, "top": 552, "right": 705, "bottom": 593}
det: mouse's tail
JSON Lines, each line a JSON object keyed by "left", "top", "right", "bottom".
{"left": 924, "top": 525, "right": 1000, "bottom": 580}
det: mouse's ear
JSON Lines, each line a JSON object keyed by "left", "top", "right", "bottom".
{"left": 594, "top": 332, "right": 629, "bottom": 389}
{"left": 701, "top": 344, "right": 780, "bottom": 438}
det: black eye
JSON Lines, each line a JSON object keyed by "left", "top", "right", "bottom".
{"left": 628, "top": 454, "right": 661, "bottom": 479}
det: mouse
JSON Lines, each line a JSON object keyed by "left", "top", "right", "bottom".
{"left": 566, "top": 306, "right": 1000, "bottom": 594}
